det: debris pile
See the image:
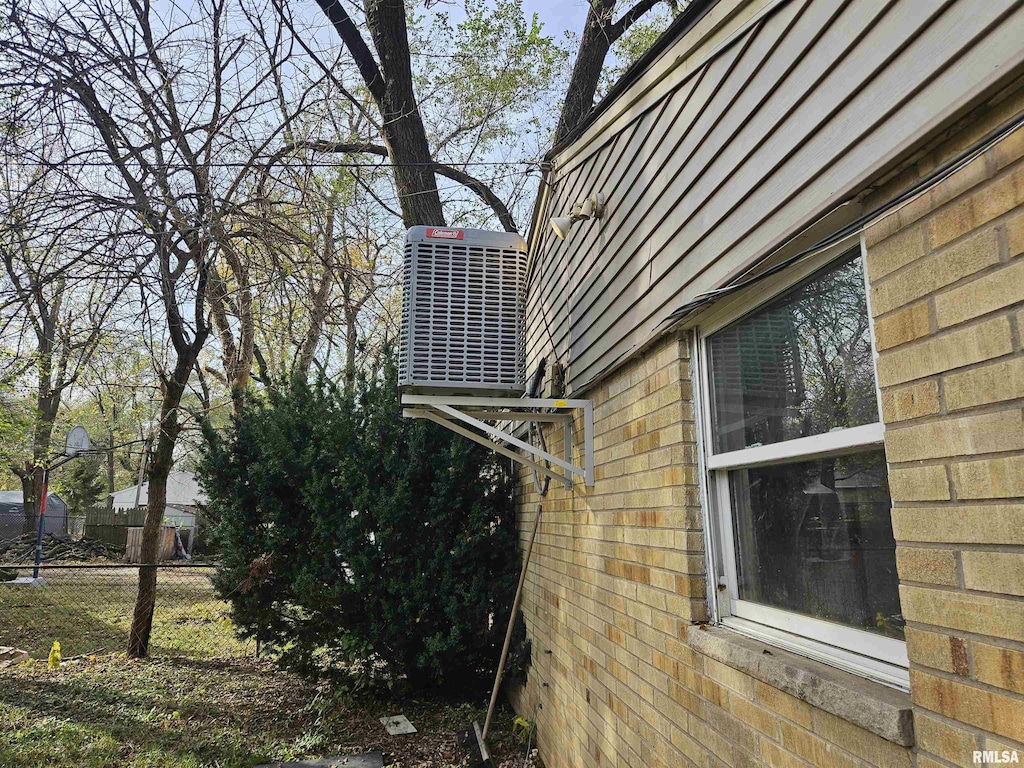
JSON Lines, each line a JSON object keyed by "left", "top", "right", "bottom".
{"left": 0, "top": 532, "right": 123, "bottom": 563}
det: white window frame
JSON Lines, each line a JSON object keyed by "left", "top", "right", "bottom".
{"left": 694, "top": 236, "right": 909, "bottom": 690}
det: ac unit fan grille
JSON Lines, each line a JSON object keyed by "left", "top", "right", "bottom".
{"left": 400, "top": 237, "right": 527, "bottom": 392}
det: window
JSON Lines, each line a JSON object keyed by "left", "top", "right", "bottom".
{"left": 699, "top": 247, "right": 907, "bottom": 688}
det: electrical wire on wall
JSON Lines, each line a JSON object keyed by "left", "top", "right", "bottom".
{"left": 657, "top": 108, "right": 1024, "bottom": 333}
{"left": 526, "top": 356, "right": 552, "bottom": 497}
{"left": 566, "top": 107, "right": 1024, "bottom": 398}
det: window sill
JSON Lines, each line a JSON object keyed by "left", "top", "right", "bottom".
{"left": 686, "top": 624, "right": 915, "bottom": 746}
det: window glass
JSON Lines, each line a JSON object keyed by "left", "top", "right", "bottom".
{"left": 729, "top": 450, "right": 904, "bottom": 639}
{"left": 709, "top": 253, "right": 879, "bottom": 453}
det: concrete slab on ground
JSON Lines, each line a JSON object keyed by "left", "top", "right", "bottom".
{"left": 1, "top": 576, "right": 46, "bottom": 587}
{"left": 380, "top": 714, "right": 417, "bottom": 735}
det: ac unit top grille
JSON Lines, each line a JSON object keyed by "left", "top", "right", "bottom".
{"left": 400, "top": 227, "right": 528, "bottom": 395}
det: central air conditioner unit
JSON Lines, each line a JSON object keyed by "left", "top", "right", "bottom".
{"left": 399, "top": 226, "right": 528, "bottom": 395}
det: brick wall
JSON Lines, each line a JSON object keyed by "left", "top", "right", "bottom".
{"left": 862, "top": 120, "right": 1024, "bottom": 766}
{"left": 510, "top": 334, "right": 914, "bottom": 768}
{"left": 511, "top": 84, "right": 1024, "bottom": 768}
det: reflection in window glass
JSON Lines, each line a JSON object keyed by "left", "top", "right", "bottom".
{"left": 709, "top": 252, "right": 879, "bottom": 453}
{"left": 729, "top": 450, "right": 904, "bottom": 639}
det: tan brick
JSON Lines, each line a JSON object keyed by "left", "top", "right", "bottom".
{"left": 872, "top": 227, "right": 1000, "bottom": 315}
{"left": 674, "top": 574, "right": 705, "bottom": 598}
{"left": 900, "top": 584, "right": 1024, "bottom": 642}
{"left": 700, "top": 673, "right": 730, "bottom": 709}
{"left": 952, "top": 454, "right": 1024, "bottom": 499}
{"left": 905, "top": 626, "right": 969, "bottom": 674}
{"left": 758, "top": 740, "right": 808, "bottom": 768}
{"left": 910, "top": 668, "right": 1024, "bottom": 742}
{"left": 780, "top": 722, "right": 859, "bottom": 768}
{"left": 928, "top": 152, "right": 990, "bottom": 210}
{"left": 755, "top": 681, "right": 812, "bottom": 729}
{"left": 881, "top": 380, "right": 941, "bottom": 422}
{"left": 915, "top": 712, "right": 978, "bottom": 765}
{"left": 688, "top": 718, "right": 733, "bottom": 764}
{"left": 1010, "top": 208, "right": 1024, "bottom": 257}
{"left": 705, "top": 658, "right": 754, "bottom": 698}
{"left": 935, "top": 258, "right": 1024, "bottom": 328}
{"left": 962, "top": 550, "right": 1024, "bottom": 596}
{"left": 895, "top": 546, "right": 958, "bottom": 586}
{"left": 994, "top": 125, "right": 1024, "bottom": 171}
{"left": 944, "top": 357, "right": 1024, "bottom": 411}
{"left": 867, "top": 224, "right": 927, "bottom": 281}
{"left": 982, "top": 738, "right": 1024, "bottom": 767}
{"left": 892, "top": 504, "right": 1024, "bottom": 544}
{"left": 888, "top": 465, "right": 949, "bottom": 501}
{"left": 668, "top": 723, "right": 708, "bottom": 766}
{"left": 928, "top": 163, "right": 1024, "bottom": 248}
{"left": 873, "top": 300, "right": 932, "bottom": 350}
{"left": 876, "top": 316, "right": 1013, "bottom": 387}
{"left": 730, "top": 695, "right": 777, "bottom": 737}
{"left": 812, "top": 710, "right": 913, "bottom": 768}
{"left": 884, "top": 409, "right": 1024, "bottom": 462}
{"left": 973, "top": 641, "right": 1024, "bottom": 694}
{"left": 603, "top": 559, "right": 652, "bottom": 584}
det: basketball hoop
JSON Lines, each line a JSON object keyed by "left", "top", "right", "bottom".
{"left": 65, "top": 425, "right": 91, "bottom": 456}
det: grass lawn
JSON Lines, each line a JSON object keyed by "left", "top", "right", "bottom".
{"left": 0, "top": 654, "right": 532, "bottom": 767}
{"left": 0, "top": 566, "right": 536, "bottom": 767}
{"left": 0, "top": 566, "right": 253, "bottom": 659}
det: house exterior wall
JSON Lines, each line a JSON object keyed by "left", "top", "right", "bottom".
{"left": 861, "top": 101, "right": 1024, "bottom": 767}
{"left": 511, "top": 60, "right": 1024, "bottom": 768}
{"left": 511, "top": 333, "right": 917, "bottom": 768}
{"left": 526, "top": 0, "right": 1024, "bottom": 396}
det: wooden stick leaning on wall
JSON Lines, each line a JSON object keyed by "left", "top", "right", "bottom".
{"left": 477, "top": 501, "right": 543, "bottom": 756}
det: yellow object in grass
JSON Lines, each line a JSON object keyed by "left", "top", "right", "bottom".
{"left": 47, "top": 641, "right": 61, "bottom": 670}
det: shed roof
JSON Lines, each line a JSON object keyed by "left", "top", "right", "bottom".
{"left": 110, "top": 471, "right": 207, "bottom": 510}
{"left": 0, "top": 490, "right": 68, "bottom": 509}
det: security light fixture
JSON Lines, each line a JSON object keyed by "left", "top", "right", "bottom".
{"left": 550, "top": 193, "right": 605, "bottom": 241}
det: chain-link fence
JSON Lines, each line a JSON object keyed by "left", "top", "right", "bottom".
{"left": 0, "top": 564, "right": 254, "bottom": 660}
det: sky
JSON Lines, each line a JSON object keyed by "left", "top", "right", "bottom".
{"left": 521, "top": 0, "right": 590, "bottom": 39}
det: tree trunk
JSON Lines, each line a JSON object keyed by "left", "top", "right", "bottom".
{"left": 364, "top": 0, "right": 445, "bottom": 227}
{"left": 107, "top": 428, "right": 116, "bottom": 508}
{"left": 553, "top": 0, "right": 616, "bottom": 146}
{"left": 127, "top": 370, "right": 186, "bottom": 658}
{"left": 315, "top": 0, "right": 444, "bottom": 228}
{"left": 21, "top": 403, "right": 57, "bottom": 534}
{"left": 344, "top": 309, "right": 357, "bottom": 390}
{"left": 19, "top": 470, "right": 40, "bottom": 535}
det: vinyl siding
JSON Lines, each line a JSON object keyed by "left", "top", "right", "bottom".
{"left": 527, "top": 0, "right": 1024, "bottom": 394}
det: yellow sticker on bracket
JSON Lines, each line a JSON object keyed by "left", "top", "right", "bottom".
{"left": 554, "top": 399, "right": 567, "bottom": 408}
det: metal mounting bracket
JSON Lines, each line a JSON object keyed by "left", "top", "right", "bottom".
{"left": 401, "top": 394, "right": 595, "bottom": 489}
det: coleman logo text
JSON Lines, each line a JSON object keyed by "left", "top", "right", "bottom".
{"left": 425, "top": 228, "right": 464, "bottom": 240}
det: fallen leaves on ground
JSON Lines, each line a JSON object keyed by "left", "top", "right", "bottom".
{"left": 0, "top": 654, "right": 537, "bottom": 768}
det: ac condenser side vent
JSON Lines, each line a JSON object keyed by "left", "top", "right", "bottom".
{"left": 399, "top": 227, "right": 528, "bottom": 395}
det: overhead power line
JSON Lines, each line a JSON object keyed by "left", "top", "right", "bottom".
{"left": 2, "top": 159, "right": 544, "bottom": 169}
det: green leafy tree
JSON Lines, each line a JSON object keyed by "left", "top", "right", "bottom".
{"left": 200, "top": 350, "right": 518, "bottom": 689}
{"left": 56, "top": 455, "right": 106, "bottom": 516}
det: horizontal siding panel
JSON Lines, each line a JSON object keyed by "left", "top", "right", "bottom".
{"left": 570, "top": 0, "right": 1024, "bottom": 383}
{"left": 525, "top": 86, "right": 690, "bottom": 372}
{"left": 526, "top": 23, "right": 752, "bottom": 371}
{"left": 527, "top": 0, "right": 855, "bottom": 371}
{"left": 525, "top": 0, "right": 1024, "bottom": 392}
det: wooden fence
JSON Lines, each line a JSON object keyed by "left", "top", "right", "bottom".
{"left": 84, "top": 507, "right": 146, "bottom": 549}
